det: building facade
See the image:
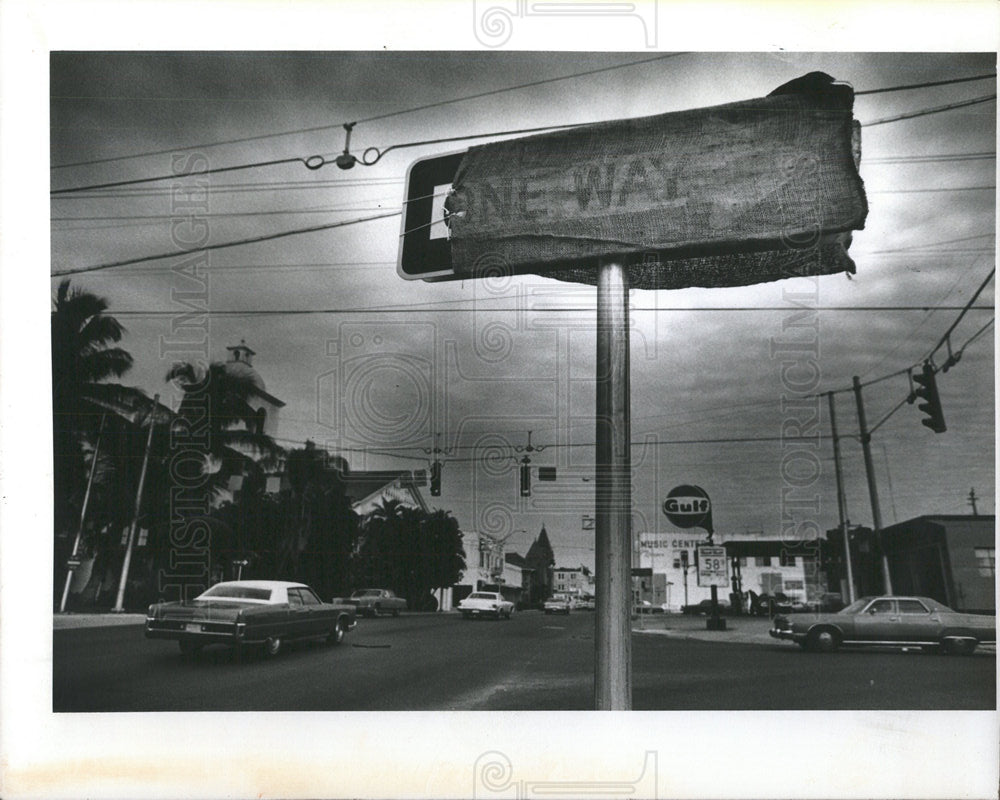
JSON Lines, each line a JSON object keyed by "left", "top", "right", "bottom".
{"left": 880, "top": 515, "right": 995, "bottom": 613}
{"left": 635, "top": 532, "right": 823, "bottom": 611}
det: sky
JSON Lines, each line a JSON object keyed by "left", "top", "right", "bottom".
{"left": 48, "top": 51, "right": 996, "bottom": 571}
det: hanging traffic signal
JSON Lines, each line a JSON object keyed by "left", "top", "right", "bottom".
{"left": 520, "top": 458, "right": 531, "bottom": 497}
{"left": 430, "top": 460, "right": 442, "bottom": 496}
{"left": 913, "top": 363, "right": 946, "bottom": 433}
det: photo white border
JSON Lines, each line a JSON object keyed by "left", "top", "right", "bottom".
{"left": 2, "top": 1, "right": 998, "bottom": 797}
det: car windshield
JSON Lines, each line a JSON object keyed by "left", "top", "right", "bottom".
{"left": 199, "top": 584, "right": 272, "bottom": 602}
{"left": 469, "top": 593, "right": 496, "bottom": 600}
{"left": 839, "top": 597, "right": 875, "bottom": 614}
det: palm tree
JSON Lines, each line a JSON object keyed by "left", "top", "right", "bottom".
{"left": 164, "top": 360, "right": 283, "bottom": 488}
{"left": 51, "top": 280, "right": 145, "bottom": 546}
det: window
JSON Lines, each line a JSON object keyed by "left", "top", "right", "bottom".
{"left": 898, "top": 599, "right": 929, "bottom": 614}
{"left": 974, "top": 547, "right": 995, "bottom": 577}
{"left": 287, "top": 590, "right": 303, "bottom": 606}
{"left": 867, "top": 599, "right": 893, "bottom": 615}
{"left": 755, "top": 556, "right": 771, "bottom": 567}
{"left": 779, "top": 553, "right": 796, "bottom": 567}
{"left": 673, "top": 559, "right": 681, "bottom": 569}
{"left": 738, "top": 557, "right": 748, "bottom": 567}
{"left": 299, "top": 588, "right": 322, "bottom": 605}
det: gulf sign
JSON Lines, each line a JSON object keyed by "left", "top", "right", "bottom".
{"left": 662, "top": 485, "right": 713, "bottom": 534}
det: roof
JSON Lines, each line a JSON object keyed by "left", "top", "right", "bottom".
{"left": 207, "top": 580, "right": 307, "bottom": 590}
{"left": 347, "top": 470, "right": 429, "bottom": 513}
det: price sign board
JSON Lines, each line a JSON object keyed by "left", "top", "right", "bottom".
{"left": 696, "top": 546, "right": 728, "bottom": 588}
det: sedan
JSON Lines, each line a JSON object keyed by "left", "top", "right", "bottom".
{"left": 769, "top": 595, "right": 996, "bottom": 654}
{"left": 145, "top": 580, "right": 357, "bottom": 658}
{"left": 543, "top": 596, "right": 572, "bottom": 615}
{"left": 458, "top": 591, "right": 515, "bottom": 619}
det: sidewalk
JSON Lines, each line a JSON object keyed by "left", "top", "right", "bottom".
{"left": 632, "top": 613, "right": 774, "bottom": 645}
{"left": 54, "top": 613, "right": 146, "bottom": 629}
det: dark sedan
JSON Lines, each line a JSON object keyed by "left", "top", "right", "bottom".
{"left": 145, "top": 580, "right": 357, "bottom": 658}
{"left": 770, "top": 595, "right": 996, "bottom": 654}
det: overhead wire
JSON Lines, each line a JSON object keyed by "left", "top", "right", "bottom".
{"left": 51, "top": 53, "right": 690, "bottom": 171}
{"left": 865, "top": 93, "right": 996, "bottom": 126}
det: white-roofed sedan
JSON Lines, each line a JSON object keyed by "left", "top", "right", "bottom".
{"left": 145, "top": 580, "right": 357, "bottom": 659}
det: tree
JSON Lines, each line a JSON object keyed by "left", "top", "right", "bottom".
{"left": 354, "top": 502, "right": 466, "bottom": 609}
{"left": 51, "top": 280, "right": 147, "bottom": 606}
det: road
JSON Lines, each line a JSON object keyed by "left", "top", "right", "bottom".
{"left": 53, "top": 611, "right": 995, "bottom": 711}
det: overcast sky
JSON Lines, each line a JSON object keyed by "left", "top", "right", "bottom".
{"left": 49, "top": 51, "right": 995, "bottom": 569}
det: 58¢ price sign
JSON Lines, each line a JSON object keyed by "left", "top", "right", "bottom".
{"left": 696, "top": 546, "right": 728, "bottom": 588}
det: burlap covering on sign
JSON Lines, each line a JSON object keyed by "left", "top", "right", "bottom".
{"left": 444, "top": 72, "right": 867, "bottom": 289}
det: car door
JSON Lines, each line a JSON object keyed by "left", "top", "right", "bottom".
{"left": 852, "top": 598, "right": 898, "bottom": 641}
{"left": 286, "top": 588, "right": 309, "bottom": 637}
{"left": 894, "top": 598, "right": 942, "bottom": 642}
{"left": 298, "top": 586, "right": 330, "bottom": 635}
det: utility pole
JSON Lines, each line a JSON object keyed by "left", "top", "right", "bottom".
{"left": 114, "top": 395, "right": 158, "bottom": 613}
{"left": 968, "top": 488, "right": 979, "bottom": 516}
{"left": 852, "top": 377, "right": 893, "bottom": 594}
{"left": 594, "top": 259, "right": 632, "bottom": 711}
{"left": 827, "top": 393, "right": 855, "bottom": 603}
{"left": 60, "top": 413, "right": 107, "bottom": 613}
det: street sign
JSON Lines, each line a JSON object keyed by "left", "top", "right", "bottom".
{"left": 696, "top": 546, "right": 728, "bottom": 588}
{"left": 398, "top": 72, "right": 867, "bottom": 287}
{"left": 662, "top": 485, "right": 713, "bottom": 533}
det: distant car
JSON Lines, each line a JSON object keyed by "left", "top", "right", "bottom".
{"left": 770, "top": 595, "right": 997, "bottom": 654}
{"left": 337, "top": 588, "right": 407, "bottom": 617}
{"left": 458, "top": 591, "right": 515, "bottom": 619}
{"left": 751, "top": 593, "right": 794, "bottom": 616}
{"left": 577, "top": 597, "right": 596, "bottom": 611}
{"left": 635, "top": 600, "right": 668, "bottom": 614}
{"left": 682, "top": 599, "right": 732, "bottom": 616}
{"left": 544, "top": 595, "right": 572, "bottom": 615}
{"left": 145, "top": 580, "right": 357, "bottom": 658}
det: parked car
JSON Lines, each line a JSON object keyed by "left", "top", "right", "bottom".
{"left": 751, "top": 592, "right": 794, "bottom": 616}
{"left": 769, "top": 595, "right": 997, "bottom": 654}
{"left": 681, "top": 599, "right": 732, "bottom": 616}
{"left": 458, "top": 591, "right": 515, "bottom": 619}
{"left": 336, "top": 588, "right": 407, "bottom": 617}
{"left": 577, "top": 597, "right": 596, "bottom": 611}
{"left": 145, "top": 580, "right": 357, "bottom": 658}
{"left": 635, "top": 600, "right": 668, "bottom": 614}
{"left": 543, "top": 595, "right": 572, "bottom": 615}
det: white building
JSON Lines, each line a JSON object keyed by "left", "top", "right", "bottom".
{"left": 436, "top": 531, "right": 527, "bottom": 611}
{"left": 635, "top": 532, "right": 821, "bottom": 611}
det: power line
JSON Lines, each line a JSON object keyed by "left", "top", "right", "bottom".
{"left": 51, "top": 53, "right": 689, "bottom": 171}
{"left": 925, "top": 268, "right": 996, "bottom": 362}
{"left": 865, "top": 94, "right": 996, "bottom": 126}
{"left": 100, "top": 305, "right": 996, "bottom": 318}
{"left": 50, "top": 209, "right": 402, "bottom": 278}
{"left": 855, "top": 73, "right": 995, "bottom": 96}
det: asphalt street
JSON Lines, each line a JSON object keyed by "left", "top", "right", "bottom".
{"left": 53, "top": 611, "right": 995, "bottom": 711}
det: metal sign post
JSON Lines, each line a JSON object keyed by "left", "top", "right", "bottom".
{"left": 594, "top": 258, "right": 632, "bottom": 710}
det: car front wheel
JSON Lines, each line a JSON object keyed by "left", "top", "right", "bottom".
{"left": 327, "top": 618, "right": 346, "bottom": 645}
{"left": 263, "top": 636, "right": 283, "bottom": 658}
{"left": 807, "top": 627, "right": 840, "bottom": 653}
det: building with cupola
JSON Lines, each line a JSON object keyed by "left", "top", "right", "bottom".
{"left": 223, "top": 339, "right": 285, "bottom": 438}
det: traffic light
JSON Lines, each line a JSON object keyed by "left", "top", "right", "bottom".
{"left": 913, "top": 363, "right": 946, "bottom": 433}
{"left": 520, "top": 459, "right": 531, "bottom": 497}
{"left": 430, "top": 460, "right": 442, "bottom": 496}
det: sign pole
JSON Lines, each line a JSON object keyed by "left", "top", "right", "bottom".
{"left": 594, "top": 258, "right": 632, "bottom": 711}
